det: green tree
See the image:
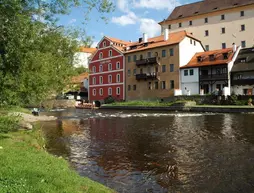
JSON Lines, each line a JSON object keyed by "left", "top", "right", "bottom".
{"left": 0, "top": 0, "right": 114, "bottom": 105}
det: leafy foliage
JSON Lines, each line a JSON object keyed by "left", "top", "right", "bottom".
{"left": 0, "top": 115, "right": 20, "bottom": 133}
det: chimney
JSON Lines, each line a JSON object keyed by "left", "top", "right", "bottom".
{"left": 164, "top": 28, "right": 169, "bottom": 41}
{"left": 143, "top": 33, "right": 148, "bottom": 43}
{"left": 139, "top": 37, "right": 143, "bottom": 43}
{"left": 233, "top": 43, "right": 237, "bottom": 52}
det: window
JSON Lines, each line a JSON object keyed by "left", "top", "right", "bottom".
{"left": 205, "top": 30, "right": 209, "bottom": 36}
{"left": 139, "top": 54, "right": 143, "bottom": 60}
{"left": 241, "top": 24, "right": 245, "bottom": 31}
{"left": 92, "top": 66, "right": 96, "bottom": 73}
{"left": 93, "top": 89, "right": 96, "bottom": 96}
{"left": 99, "top": 88, "right": 103, "bottom": 96}
{"left": 128, "top": 56, "right": 131, "bottom": 62}
{"left": 184, "top": 70, "right": 188, "bottom": 76}
{"left": 155, "top": 82, "right": 158, "bottom": 89}
{"left": 190, "top": 39, "right": 193, "bottom": 44}
{"left": 109, "top": 50, "right": 112, "bottom": 57}
{"left": 108, "top": 75, "right": 112, "bottom": 83}
{"left": 170, "top": 64, "right": 174, "bottom": 72}
{"left": 205, "top": 18, "right": 208, "bottom": 23}
{"left": 108, "top": 88, "right": 112, "bottom": 95}
{"left": 170, "top": 80, "right": 174, "bottom": 89}
{"left": 148, "top": 82, "right": 152, "bottom": 90}
{"left": 116, "top": 87, "right": 120, "bottom": 95}
{"left": 194, "top": 41, "right": 196, "bottom": 46}
{"left": 147, "top": 52, "right": 152, "bottom": 58}
{"left": 169, "top": 48, "right": 174, "bottom": 56}
{"left": 133, "top": 85, "right": 136, "bottom": 91}
{"left": 128, "top": 85, "right": 131, "bottom": 91}
{"left": 161, "top": 81, "right": 166, "bottom": 89}
{"left": 168, "top": 25, "right": 171, "bottom": 29}
{"left": 241, "top": 41, "right": 246, "bottom": 48}
{"left": 205, "top": 45, "right": 209, "bottom": 51}
{"left": 162, "top": 50, "right": 166, "bottom": 57}
{"left": 99, "top": 65, "right": 103, "bottom": 72}
{"left": 189, "top": 21, "right": 192, "bottom": 26}
{"left": 128, "top": 69, "right": 131, "bottom": 77}
{"left": 133, "top": 55, "right": 137, "bottom": 61}
{"left": 103, "top": 42, "right": 106, "bottom": 47}
{"left": 162, "top": 65, "right": 166, "bottom": 72}
{"left": 99, "top": 76, "right": 103, "bottom": 84}
{"left": 116, "top": 62, "right": 120, "bottom": 69}
{"left": 179, "top": 23, "right": 182, "bottom": 28}
{"left": 93, "top": 77, "right": 96, "bottom": 85}
{"left": 221, "top": 27, "right": 225, "bottom": 34}
{"left": 221, "top": 15, "right": 225, "bottom": 20}
{"left": 133, "top": 69, "right": 136, "bottom": 76}
{"left": 99, "top": 52, "right": 103, "bottom": 59}
{"left": 190, "top": 69, "right": 194, "bottom": 76}
{"left": 222, "top": 43, "right": 226, "bottom": 49}
{"left": 108, "top": 63, "right": 112, "bottom": 71}
{"left": 116, "top": 74, "right": 120, "bottom": 82}
{"left": 240, "top": 11, "right": 244, "bottom": 17}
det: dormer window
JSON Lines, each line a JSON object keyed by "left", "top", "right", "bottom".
{"left": 197, "top": 56, "right": 203, "bottom": 62}
{"left": 213, "top": 7, "right": 218, "bottom": 10}
{"left": 209, "top": 54, "right": 215, "bottom": 61}
{"left": 194, "top": 11, "right": 199, "bottom": 14}
{"left": 240, "top": 58, "right": 247, "bottom": 63}
{"left": 178, "top": 14, "right": 183, "bottom": 18}
{"left": 223, "top": 53, "right": 228, "bottom": 60}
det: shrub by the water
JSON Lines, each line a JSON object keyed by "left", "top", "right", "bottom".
{"left": 0, "top": 116, "right": 19, "bottom": 133}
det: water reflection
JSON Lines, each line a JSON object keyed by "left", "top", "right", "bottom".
{"left": 41, "top": 110, "right": 254, "bottom": 193}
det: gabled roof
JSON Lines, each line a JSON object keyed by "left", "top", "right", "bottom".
{"left": 159, "top": 0, "right": 254, "bottom": 23}
{"left": 231, "top": 47, "right": 254, "bottom": 72}
{"left": 71, "top": 72, "right": 89, "bottom": 84}
{"left": 79, "top": 47, "right": 97, "bottom": 53}
{"left": 105, "top": 36, "right": 131, "bottom": 46}
{"left": 181, "top": 47, "right": 234, "bottom": 69}
{"left": 125, "top": 30, "right": 200, "bottom": 53}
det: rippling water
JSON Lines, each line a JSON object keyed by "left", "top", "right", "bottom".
{"left": 41, "top": 109, "right": 254, "bottom": 193}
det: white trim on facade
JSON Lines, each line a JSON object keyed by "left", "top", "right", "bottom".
{"left": 90, "top": 69, "right": 123, "bottom": 76}
{"left": 89, "top": 83, "right": 124, "bottom": 88}
{"left": 90, "top": 54, "right": 123, "bottom": 64}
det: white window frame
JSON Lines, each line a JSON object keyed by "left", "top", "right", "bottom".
{"left": 93, "top": 89, "right": 96, "bottom": 96}
{"left": 109, "top": 50, "right": 112, "bottom": 57}
{"left": 108, "top": 63, "right": 112, "bottom": 71}
{"left": 92, "top": 66, "right": 96, "bottom": 73}
{"left": 99, "top": 88, "right": 103, "bottom": 96}
{"left": 99, "top": 65, "right": 103, "bottom": 72}
{"left": 116, "top": 61, "right": 120, "bottom": 69}
{"left": 99, "top": 76, "right": 103, "bottom": 84}
{"left": 108, "top": 87, "right": 112, "bottom": 95}
{"left": 93, "top": 77, "right": 96, "bottom": 85}
{"left": 116, "top": 87, "right": 120, "bottom": 95}
{"left": 116, "top": 74, "right": 120, "bottom": 83}
{"left": 108, "top": 75, "right": 112, "bottom": 83}
{"left": 99, "top": 52, "right": 103, "bottom": 59}
{"left": 103, "top": 41, "right": 106, "bottom": 47}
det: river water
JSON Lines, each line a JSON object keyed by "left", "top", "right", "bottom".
{"left": 40, "top": 109, "right": 254, "bottom": 193}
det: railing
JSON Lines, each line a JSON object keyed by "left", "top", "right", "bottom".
{"left": 200, "top": 73, "right": 227, "bottom": 80}
{"left": 136, "top": 73, "right": 157, "bottom": 80}
{"left": 231, "top": 79, "right": 254, "bottom": 86}
{"left": 135, "top": 57, "right": 159, "bottom": 67}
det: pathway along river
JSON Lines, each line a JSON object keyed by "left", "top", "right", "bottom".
{"left": 40, "top": 109, "right": 254, "bottom": 193}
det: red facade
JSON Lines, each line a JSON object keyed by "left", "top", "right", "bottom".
{"left": 89, "top": 37, "right": 125, "bottom": 102}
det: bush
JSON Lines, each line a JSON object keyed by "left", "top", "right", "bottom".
{"left": 0, "top": 115, "right": 20, "bottom": 133}
{"left": 104, "top": 96, "right": 115, "bottom": 104}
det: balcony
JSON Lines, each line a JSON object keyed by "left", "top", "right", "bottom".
{"left": 136, "top": 73, "right": 157, "bottom": 81}
{"left": 136, "top": 57, "right": 159, "bottom": 67}
{"left": 231, "top": 79, "right": 254, "bottom": 86}
{"left": 200, "top": 73, "right": 228, "bottom": 81}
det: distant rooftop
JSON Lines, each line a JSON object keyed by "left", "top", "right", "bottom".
{"left": 79, "top": 47, "right": 96, "bottom": 53}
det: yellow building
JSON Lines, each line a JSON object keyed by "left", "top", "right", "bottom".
{"left": 159, "top": 0, "right": 254, "bottom": 50}
{"left": 124, "top": 30, "right": 204, "bottom": 101}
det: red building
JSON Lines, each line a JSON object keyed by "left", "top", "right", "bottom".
{"left": 89, "top": 36, "right": 130, "bottom": 103}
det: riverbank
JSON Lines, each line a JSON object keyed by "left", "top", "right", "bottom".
{"left": 0, "top": 107, "right": 115, "bottom": 193}
{"left": 101, "top": 104, "right": 254, "bottom": 113}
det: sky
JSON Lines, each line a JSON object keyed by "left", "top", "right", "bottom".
{"left": 57, "top": 0, "right": 200, "bottom": 47}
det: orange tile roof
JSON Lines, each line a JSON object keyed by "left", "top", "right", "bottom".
{"left": 105, "top": 36, "right": 131, "bottom": 45}
{"left": 180, "top": 48, "right": 234, "bottom": 69}
{"left": 125, "top": 30, "right": 200, "bottom": 53}
{"left": 79, "top": 47, "right": 97, "bottom": 53}
{"left": 71, "top": 72, "right": 89, "bottom": 83}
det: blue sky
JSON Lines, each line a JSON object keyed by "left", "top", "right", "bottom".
{"left": 57, "top": 0, "right": 200, "bottom": 47}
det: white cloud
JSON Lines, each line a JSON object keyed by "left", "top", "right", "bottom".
{"left": 91, "top": 41, "right": 98, "bottom": 48}
{"left": 139, "top": 18, "right": 161, "bottom": 37}
{"left": 117, "top": 0, "right": 129, "bottom": 12}
{"left": 68, "top": 18, "right": 77, "bottom": 24}
{"left": 111, "top": 12, "right": 138, "bottom": 26}
{"left": 133, "top": 0, "right": 181, "bottom": 11}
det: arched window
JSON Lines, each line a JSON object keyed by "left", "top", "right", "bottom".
{"left": 93, "top": 77, "right": 96, "bottom": 85}
{"left": 100, "top": 76, "right": 103, "bottom": 84}
{"left": 93, "top": 89, "right": 96, "bottom": 96}
{"left": 108, "top": 87, "right": 112, "bottom": 95}
{"left": 92, "top": 66, "right": 96, "bottom": 73}
{"left": 99, "top": 88, "right": 103, "bottom": 96}
{"left": 116, "top": 87, "right": 120, "bottom": 95}
{"left": 99, "top": 65, "right": 103, "bottom": 72}
{"left": 103, "top": 41, "right": 106, "bottom": 47}
{"left": 108, "top": 63, "right": 112, "bottom": 71}
{"left": 116, "top": 74, "right": 120, "bottom": 83}
{"left": 108, "top": 75, "right": 112, "bottom": 83}
{"left": 109, "top": 50, "right": 112, "bottom": 57}
{"left": 99, "top": 52, "right": 103, "bottom": 59}
{"left": 116, "top": 62, "right": 120, "bottom": 69}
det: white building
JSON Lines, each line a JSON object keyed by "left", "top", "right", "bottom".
{"left": 73, "top": 47, "right": 96, "bottom": 68}
{"left": 159, "top": 0, "right": 254, "bottom": 50}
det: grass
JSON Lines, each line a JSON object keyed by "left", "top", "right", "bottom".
{"left": 0, "top": 127, "right": 114, "bottom": 193}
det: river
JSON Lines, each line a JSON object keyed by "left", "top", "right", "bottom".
{"left": 40, "top": 109, "right": 254, "bottom": 193}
